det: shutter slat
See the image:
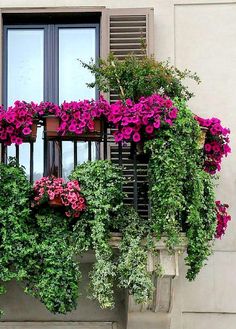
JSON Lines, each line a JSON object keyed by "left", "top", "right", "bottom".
{"left": 101, "top": 8, "right": 154, "bottom": 219}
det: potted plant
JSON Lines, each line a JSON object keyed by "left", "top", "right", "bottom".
{"left": 195, "top": 115, "right": 231, "bottom": 174}
{"left": 0, "top": 101, "right": 38, "bottom": 145}
{"left": 32, "top": 176, "right": 86, "bottom": 218}
{"left": 56, "top": 98, "right": 108, "bottom": 141}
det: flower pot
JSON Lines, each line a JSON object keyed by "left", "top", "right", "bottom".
{"left": 70, "top": 118, "right": 103, "bottom": 141}
{"left": 198, "top": 127, "right": 208, "bottom": 149}
{"left": 45, "top": 116, "right": 60, "bottom": 139}
{"left": 45, "top": 116, "right": 103, "bottom": 141}
{"left": 48, "top": 196, "right": 63, "bottom": 207}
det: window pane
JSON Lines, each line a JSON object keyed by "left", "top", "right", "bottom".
{"left": 59, "top": 28, "right": 96, "bottom": 103}
{"left": 91, "top": 142, "right": 97, "bottom": 161}
{"left": 62, "top": 141, "right": 74, "bottom": 179}
{"left": 33, "top": 126, "right": 44, "bottom": 181}
{"left": 7, "top": 29, "right": 44, "bottom": 106}
{"left": 19, "top": 143, "right": 30, "bottom": 179}
{"left": 7, "top": 145, "right": 15, "bottom": 159}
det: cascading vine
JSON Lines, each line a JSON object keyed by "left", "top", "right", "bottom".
{"left": 145, "top": 99, "right": 217, "bottom": 279}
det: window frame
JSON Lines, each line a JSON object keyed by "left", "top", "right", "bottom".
{"left": 2, "top": 20, "right": 100, "bottom": 181}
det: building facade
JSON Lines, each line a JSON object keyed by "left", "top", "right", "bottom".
{"left": 0, "top": 1, "right": 235, "bottom": 329}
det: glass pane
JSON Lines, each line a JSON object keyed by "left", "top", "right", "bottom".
{"left": 91, "top": 142, "right": 96, "bottom": 160}
{"left": 7, "top": 29, "right": 44, "bottom": 106}
{"left": 19, "top": 143, "right": 30, "bottom": 179}
{"left": 33, "top": 126, "right": 44, "bottom": 181}
{"left": 7, "top": 29, "right": 44, "bottom": 179}
{"left": 77, "top": 142, "right": 89, "bottom": 164}
{"left": 62, "top": 141, "right": 74, "bottom": 179}
{"left": 7, "top": 145, "right": 16, "bottom": 160}
{"left": 59, "top": 28, "right": 96, "bottom": 103}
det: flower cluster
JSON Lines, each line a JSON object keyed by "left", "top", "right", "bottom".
{"left": 107, "top": 94, "right": 179, "bottom": 143}
{"left": 0, "top": 101, "right": 38, "bottom": 145}
{"left": 215, "top": 201, "right": 231, "bottom": 239}
{"left": 36, "top": 101, "right": 61, "bottom": 117}
{"left": 0, "top": 98, "right": 110, "bottom": 145}
{"left": 33, "top": 176, "right": 86, "bottom": 218}
{"left": 195, "top": 116, "right": 231, "bottom": 174}
{"left": 57, "top": 97, "right": 110, "bottom": 136}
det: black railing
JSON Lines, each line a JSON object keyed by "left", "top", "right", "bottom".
{"left": 0, "top": 121, "right": 149, "bottom": 218}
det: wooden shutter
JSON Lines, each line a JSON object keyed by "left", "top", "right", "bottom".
{"left": 100, "top": 8, "right": 154, "bottom": 219}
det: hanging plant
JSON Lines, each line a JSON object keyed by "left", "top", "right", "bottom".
{"left": 215, "top": 201, "right": 231, "bottom": 239}
{"left": 145, "top": 99, "right": 218, "bottom": 279}
{"left": 32, "top": 176, "right": 86, "bottom": 218}
{"left": 195, "top": 115, "right": 231, "bottom": 174}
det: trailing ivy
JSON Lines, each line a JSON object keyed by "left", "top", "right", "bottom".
{"left": 24, "top": 209, "right": 81, "bottom": 314}
{"left": 116, "top": 207, "right": 153, "bottom": 304}
{"left": 145, "top": 99, "right": 217, "bottom": 279}
{"left": 70, "top": 160, "right": 125, "bottom": 308}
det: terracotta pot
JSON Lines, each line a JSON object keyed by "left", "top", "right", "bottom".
{"left": 198, "top": 127, "right": 208, "bottom": 149}
{"left": 48, "top": 196, "right": 63, "bottom": 207}
{"left": 23, "top": 122, "right": 38, "bottom": 143}
{"left": 45, "top": 116, "right": 103, "bottom": 141}
{"left": 45, "top": 116, "right": 60, "bottom": 138}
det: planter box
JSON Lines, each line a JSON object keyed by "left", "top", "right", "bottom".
{"left": 45, "top": 116, "right": 103, "bottom": 141}
{"left": 48, "top": 196, "right": 63, "bottom": 207}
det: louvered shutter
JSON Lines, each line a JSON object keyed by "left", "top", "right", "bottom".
{"left": 101, "top": 8, "right": 154, "bottom": 218}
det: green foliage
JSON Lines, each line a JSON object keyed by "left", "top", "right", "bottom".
{"left": 117, "top": 208, "right": 153, "bottom": 304}
{"left": 81, "top": 53, "right": 200, "bottom": 102}
{"left": 145, "top": 99, "right": 217, "bottom": 279}
{"left": 185, "top": 171, "right": 216, "bottom": 280}
{"left": 0, "top": 161, "right": 80, "bottom": 316}
{"left": 0, "top": 147, "right": 218, "bottom": 313}
{"left": 24, "top": 209, "right": 81, "bottom": 314}
{"left": 0, "top": 159, "right": 32, "bottom": 316}
{"left": 70, "top": 160, "right": 123, "bottom": 308}
{"left": 70, "top": 161, "right": 154, "bottom": 307}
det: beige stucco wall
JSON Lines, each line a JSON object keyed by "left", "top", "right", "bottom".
{"left": 0, "top": 0, "right": 235, "bottom": 328}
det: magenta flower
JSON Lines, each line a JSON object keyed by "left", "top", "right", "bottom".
{"left": 204, "top": 144, "right": 212, "bottom": 152}
{"left": 154, "top": 120, "right": 161, "bottom": 129}
{"left": 145, "top": 125, "right": 154, "bottom": 134}
{"left": 196, "top": 115, "right": 230, "bottom": 174}
{"left": 15, "top": 137, "right": 23, "bottom": 145}
{"left": 22, "top": 127, "right": 32, "bottom": 135}
{"left": 133, "top": 132, "right": 141, "bottom": 142}
{"left": 169, "top": 108, "right": 178, "bottom": 119}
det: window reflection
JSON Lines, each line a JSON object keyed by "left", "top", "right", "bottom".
{"left": 19, "top": 143, "right": 30, "bottom": 179}
{"left": 33, "top": 126, "right": 44, "bottom": 181}
{"left": 5, "top": 26, "right": 98, "bottom": 181}
{"left": 7, "top": 29, "right": 44, "bottom": 106}
{"left": 59, "top": 28, "right": 96, "bottom": 103}
{"left": 62, "top": 141, "right": 74, "bottom": 179}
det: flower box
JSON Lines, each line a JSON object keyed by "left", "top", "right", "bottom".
{"left": 48, "top": 196, "right": 63, "bottom": 207}
{"left": 45, "top": 116, "right": 60, "bottom": 138}
{"left": 45, "top": 116, "right": 103, "bottom": 141}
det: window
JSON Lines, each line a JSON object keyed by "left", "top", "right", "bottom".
{"left": 2, "top": 14, "right": 100, "bottom": 181}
